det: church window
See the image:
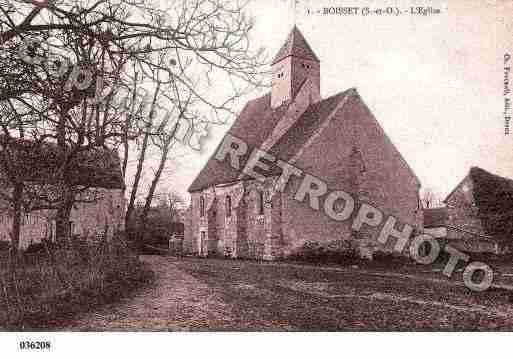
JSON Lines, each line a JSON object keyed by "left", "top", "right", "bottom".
{"left": 259, "top": 192, "right": 265, "bottom": 215}
{"left": 226, "top": 196, "right": 232, "bottom": 217}
{"left": 200, "top": 196, "right": 205, "bottom": 217}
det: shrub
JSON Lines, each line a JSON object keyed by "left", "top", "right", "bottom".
{"left": 0, "top": 233, "right": 154, "bottom": 330}
{"left": 0, "top": 241, "right": 10, "bottom": 252}
{"left": 287, "top": 239, "right": 359, "bottom": 265}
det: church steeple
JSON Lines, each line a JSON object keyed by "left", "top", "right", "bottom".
{"left": 272, "top": 26, "right": 320, "bottom": 65}
{"left": 271, "top": 26, "right": 321, "bottom": 108}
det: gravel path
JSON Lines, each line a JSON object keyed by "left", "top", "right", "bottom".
{"left": 65, "top": 256, "right": 238, "bottom": 331}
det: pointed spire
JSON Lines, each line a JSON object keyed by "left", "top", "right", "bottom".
{"left": 272, "top": 26, "right": 320, "bottom": 65}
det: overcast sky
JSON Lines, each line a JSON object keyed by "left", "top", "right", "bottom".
{"left": 139, "top": 0, "right": 513, "bottom": 203}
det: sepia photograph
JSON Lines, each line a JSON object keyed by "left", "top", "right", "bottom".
{"left": 0, "top": 0, "right": 512, "bottom": 357}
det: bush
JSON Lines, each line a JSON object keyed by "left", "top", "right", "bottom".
{"left": 287, "top": 239, "right": 359, "bottom": 265}
{"left": 0, "top": 233, "right": 154, "bottom": 330}
{"left": 0, "top": 241, "right": 10, "bottom": 252}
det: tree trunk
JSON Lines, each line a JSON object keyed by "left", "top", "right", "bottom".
{"left": 122, "top": 73, "right": 138, "bottom": 179}
{"left": 140, "top": 139, "right": 173, "bottom": 227}
{"left": 125, "top": 83, "right": 160, "bottom": 239}
{"left": 125, "top": 125, "right": 150, "bottom": 240}
{"left": 10, "top": 183, "right": 23, "bottom": 256}
{"left": 55, "top": 187, "right": 75, "bottom": 244}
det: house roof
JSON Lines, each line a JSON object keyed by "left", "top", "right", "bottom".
{"left": 468, "top": 166, "right": 513, "bottom": 240}
{"left": 272, "top": 25, "right": 320, "bottom": 65}
{"left": 423, "top": 207, "right": 448, "bottom": 228}
{"left": 0, "top": 137, "right": 124, "bottom": 189}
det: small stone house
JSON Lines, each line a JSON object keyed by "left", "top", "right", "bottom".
{"left": 185, "top": 26, "right": 422, "bottom": 260}
{"left": 423, "top": 207, "right": 448, "bottom": 239}
{"left": 440, "top": 166, "right": 513, "bottom": 254}
{"left": 0, "top": 139, "right": 125, "bottom": 249}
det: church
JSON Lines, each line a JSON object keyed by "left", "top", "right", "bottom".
{"left": 185, "top": 26, "right": 422, "bottom": 260}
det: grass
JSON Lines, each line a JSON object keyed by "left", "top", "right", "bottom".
{"left": 0, "top": 235, "right": 155, "bottom": 330}
{"left": 173, "top": 256, "right": 513, "bottom": 330}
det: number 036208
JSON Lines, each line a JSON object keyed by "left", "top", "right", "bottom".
{"left": 19, "top": 341, "right": 51, "bottom": 350}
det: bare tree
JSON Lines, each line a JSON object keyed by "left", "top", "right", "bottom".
{"left": 0, "top": 0, "right": 267, "bottom": 244}
{"left": 421, "top": 187, "right": 442, "bottom": 209}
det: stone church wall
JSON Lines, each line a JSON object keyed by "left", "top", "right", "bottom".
{"left": 279, "top": 99, "right": 357, "bottom": 254}
{"left": 280, "top": 94, "right": 421, "bottom": 257}
{"left": 187, "top": 178, "right": 281, "bottom": 259}
{"left": 349, "top": 94, "right": 421, "bottom": 254}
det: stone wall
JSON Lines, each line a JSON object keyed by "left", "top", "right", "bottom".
{"left": 445, "top": 229, "right": 498, "bottom": 253}
{"left": 424, "top": 226, "right": 447, "bottom": 239}
{"left": 445, "top": 176, "right": 486, "bottom": 238}
{"left": 349, "top": 94, "right": 421, "bottom": 254}
{"left": 280, "top": 93, "right": 421, "bottom": 258}
{"left": 183, "top": 205, "right": 193, "bottom": 254}
{"left": 0, "top": 188, "right": 125, "bottom": 249}
{"left": 187, "top": 178, "right": 281, "bottom": 259}
{"left": 442, "top": 176, "right": 501, "bottom": 254}
{"left": 187, "top": 93, "right": 421, "bottom": 261}
{"left": 290, "top": 57, "right": 320, "bottom": 102}
{"left": 245, "top": 183, "right": 266, "bottom": 258}
{"left": 271, "top": 56, "right": 293, "bottom": 108}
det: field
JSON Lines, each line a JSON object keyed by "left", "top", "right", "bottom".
{"left": 65, "top": 255, "right": 513, "bottom": 331}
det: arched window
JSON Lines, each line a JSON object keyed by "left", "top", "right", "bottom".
{"left": 226, "top": 196, "right": 232, "bottom": 217}
{"left": 259, "top": 192, "right": 265, "bottom": 215}
{"left": 200, "top": 196, "right": 205, "bottom": 217}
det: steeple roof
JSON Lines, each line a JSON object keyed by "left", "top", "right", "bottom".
{"left": 271, "top": 26, "right": 320, "bottom": 65}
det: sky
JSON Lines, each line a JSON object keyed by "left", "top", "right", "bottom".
{"left": 137, "top": 0, "right": 513, "bottom": 203}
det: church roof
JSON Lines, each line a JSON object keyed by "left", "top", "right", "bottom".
{"left": 271, "top": 25, "right": 320, "bottom": 65}
{"left": 187, "top": 93, "right": 289, "bottom": 192}
{"left": 188, "top": 85, "right": 421, "bottom": 192}
{"left": 267, "top": 90, "right": 349, "bottom": 162}
{"left": 187, "top": 90, "right": 350, "bottom": 192}
{"left": 188, "top": 26, "right": 420, "bottom": 193}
